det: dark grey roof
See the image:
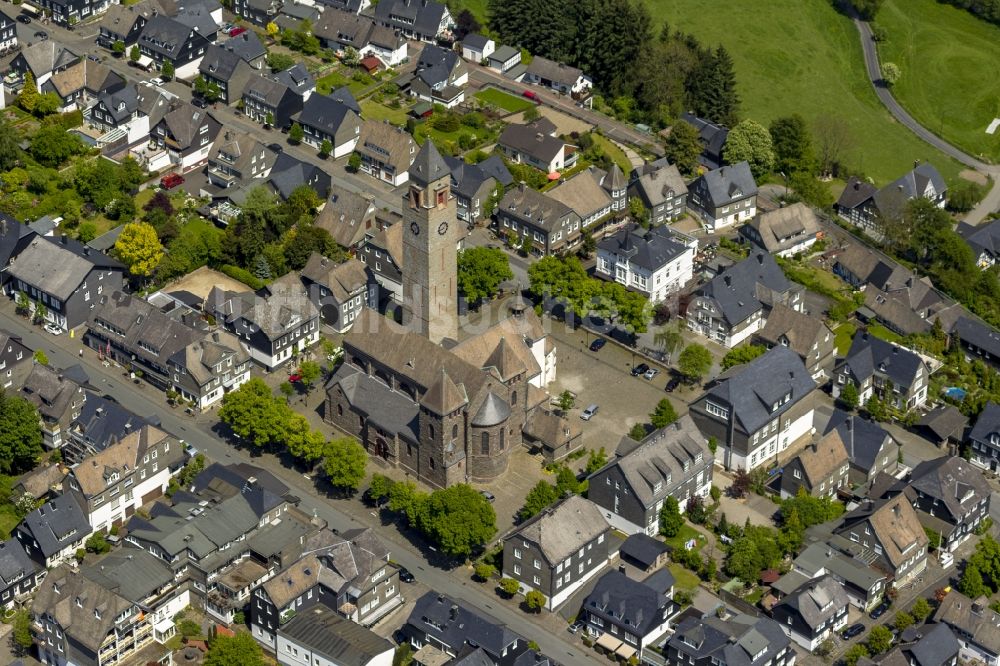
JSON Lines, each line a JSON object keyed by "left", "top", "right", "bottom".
{"left": 274, "top": 63, "right": 315, "bottom": 96}
{"left": 620, "top": 532, "right": 670, "bottom": 569}
{"left": 94, "top": 85, "right": 140, "bottom": 125}
{"left": 409, "top": 139, "right": 450, "bottom": 186}
{"left": 222, "top": 31, "right": 266, "bottom": 62}
{"left": 693, "top": 161, "right": 757, "bottom": 207}
{"left": 824, "top": 409, "right": 892, "bottom": 473}
{"left": 498, "top": 183, "right": 576, "bottom": 233}
{"left": 916, "top": 405, "right": 967, "bottom": 442}
{"left": 873, "top": 163, "right": 946, "bottom": 219}
{"left": 139, "top": 15, "right": 196, "bottom": 60}
{"left": 471, "top": 391, "right": 510, "bottom": 427}
{"left": 702, "top": 346, "right": 815, "bottom": 436}
{"left": 908, "top": 455, "right": 991, "bottom": 524}
{"left": 374, "top": 0, "right": 446, "bottom": 37}
{"left": 244, "top": 74, "right": 292, "bottom": 106}
{"left": 479, "top": 155, "right": 514, "bottom": 187}
{"left": 970, "top": 401, "right": 1000, "bottom": 445}
{"left": 70, "top": 393, "right": 157, "bottom": 456}
{"left": 598, "top": 223, "right": 690, "bottom": 273}
{"left": 774, "top": 574, "right": 849, "bottom": 631}
{"left": 297, "top": 93, "right": 358, "bottom": 135}
{"left": 837, "top": 176, "right": 878, "bottom": 211}
{"left": 199, "top": 43, "right": 244, "bottom": 80}
{"left": 315, "top": 0, "right": 365, "bottom": 11}
{"left": 269, "top": 152, "right": 331, "bottom": 200}
{"left": 954, "top": 316, "right": 1000, "bottom": 358}
{"left": 490, "top": 45, "right": 520, "bottom": 63}
{"left": 279, "top": 605, "right": 393, "bottom": 664}
{"left": 407, "top": 592, "right": 521, "bottom": 660}
{"left": 498, "top": 119, "right": 565, "bottom": 165}
{"left": 329, "top": 364, "right": 419, "bottom": 441}
{"left": 0, "top": 538, "right": 37, "bottom": 588}
{"left": 680, "top": 112, "right": 729, "bottom": 169}
{"left": 670, "top": 613, "right": 791, "bottom": 666}
{"left": 81, "top": 546, "right": 174, "bottom": 602}
{"left": 328, "top": 86, "right": 361, "bottom": 114}
{"left": 905, "top": 623, "right": 960, "bottom": 666}
{"left": 414, "top": 43, "right": 462, "bottom": 89}
{"left": 174, "top": 1, "right": 217, "bottom": 37}
{"left": 0, "top": 215, "right": 37, "bottom": 271}
{"left": 20, "top": 492, "right": 91, "bottom": 558}
{"left": 584, "top": 570, "right": 671, "bottom": 636}
{"left": 463, "top": 34, "right": 490, "bottom": 50}
{"left": 191, "top": 461, "right": 294, "bottom": 503}
{"left": 841, "top": 331, "right": 923, "bottom": 389}
{"left": 9, "top": 235, "right": 123, "bottom": 301}
{"left": 696, "top": 251, "right": 792, "bottom": 325}
{"left": 444, "top": 156, "right": 497, "bottom": 199}
{"left": 526, "top": 55, "right": 583, "bottom": 87}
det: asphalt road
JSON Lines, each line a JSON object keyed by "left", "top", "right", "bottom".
{"left": 2, "top": 307, "right": 604, "bottom": 666}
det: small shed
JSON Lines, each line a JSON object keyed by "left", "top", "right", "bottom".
{"left": 620, "top": 533, "right": 671, "bottom": 573}
{"left": 916, "top": 405, "right": 968, "bottom": 448}
{"left": 359, "top": 56, "right": 384, "bottom": 74}
{"left": 410, "top": 102, "right": 433, "bottom": 118}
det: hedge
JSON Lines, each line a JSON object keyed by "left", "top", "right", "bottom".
{"left": 220, "top": 264, "right": 265, "bottom": 290}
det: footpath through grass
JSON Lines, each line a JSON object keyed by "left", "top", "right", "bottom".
{"left": 656, "top": 0, "right": 963, "bottom": 185}
{"left": 876, "top": 0, "right": 1000, "bottom": 164}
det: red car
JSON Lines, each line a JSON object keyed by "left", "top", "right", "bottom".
{"left": 228, "top": 26, "right": 247, "bottom": 37}
{"left": 522, "top": 90, "right": 539, "bottom": 101}
{"left": 159, "top": 173, "right": 184, "bottom": 189}
{"left": 288, "top": 373, "right": 302, "bottom": 383}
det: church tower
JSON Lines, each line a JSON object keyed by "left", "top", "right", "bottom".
{"left": 402, "top": 140, "right": 458, "bottom": 344}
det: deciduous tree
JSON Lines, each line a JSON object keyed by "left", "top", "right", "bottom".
{"left": 663, "top": 118, "right": 703, "bottom": 176}
{"left": 723, "top": 119, "right": 774, "bottom": 179}
{"left": 418, "top": 484, "right": 497, "bottom": 558}
{"left": 519, "top": 481, "right": 559, "bottom": 521}
{"left": 129, "top": 45, "right": 140, "bottom": 62}
{"left": 323, "top": 437, "right": 368, "bottom": 492}
{"left": 769, "top": 114, "right": 815, "bottom": 175}
{"left": 204, "top": 633, "right": 265, "bottom": 666}
{"left": 880, "top": 62, "right": 901, "bottom": 86}
{"left": 289, "top": 122, "right": 304, "bottom": 144}
{"left": 721, "top": 343, "right": 766, "bottom": 370}
{"left": 678, "top": 343, "right": 712, "bottom": 382}
{"left": 219, "top": 378, "right": 291, "bottom": 448}
{"left": 866, "top": 626, "right": 893, "bottom": 655}
{"left": 115, "top": 221, "right": 164, "bottom": 277}
{"left": 0, "top": 392, "right": 43, "bottom": 474}
{"left": 524, "top": 590, "right": 546, "bottom": 612}
{"left": 457, "top": 247, "right": 513, "bottom": 305}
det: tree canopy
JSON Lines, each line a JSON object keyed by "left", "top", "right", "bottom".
{"left": 650, "top": 398, "right": 679, "bottom": 429}
{"left": 0, "top": 392, "right": 43, "bottom": 475}
{"left": 323, "top": 437, "right": 368, "bottom": 492}
{"left": 418, "top": 484, "right": 497, "bottom": 558}
{"left": 204, "top": 633, "right": 265, "bottom": 666}
{"left": 720, "top": 344, "right": 766, "bottom": 370}
{"left": 678, "top": 344, "right": 712, "bottom": 382}
{"left": 723, "top": 119, "right": 775, "bottom": 179}
{"left": 769, "top": 115, "right": 815, "bottom": 175}
{"left": 115, "top": 222, "right": 163, "bottom": 277}
{"left": 663, "top": 118, "right": 703, "bottom": 176}
{"left": 457, "top": 247, "right": 513, "bottom": 305}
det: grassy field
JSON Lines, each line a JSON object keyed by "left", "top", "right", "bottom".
{"left": 834, "top": 322, "right": 857, "bottom": 356}
{"left": 449, "top": 0, "right": 489, "bottom": 24}
{"left": 360, "top": 99, "right": 410, "bottom": 126}
{"left": 651, "top": 0, "right": 963, "bottom": 185}
{"left": 876, "top": 0, "right": 1000, "bottom": 163}
{"left": 590, "top": 133, "right": 633, "bottom": 175}
{"left": 474, "top": 88, "right": 536, "bottom": 114}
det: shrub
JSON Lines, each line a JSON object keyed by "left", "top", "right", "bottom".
{"left": 474, "top": 563, "right": 496, "bottom": 582}
{"left": 498, "top": 578, "right": 520, "bottom": 597}
{"left": 220, "top": 264, "right": 265, "bottom": 290}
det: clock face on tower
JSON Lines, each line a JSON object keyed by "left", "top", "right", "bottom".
{"left": 410, "top": 221, "right": 420, "bottom": 236}
{"left": 437, "top": 222, "right": 449, "bottom": 236}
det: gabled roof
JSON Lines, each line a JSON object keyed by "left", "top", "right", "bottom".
{"left": 907, "top": 455, "right": 990, "bottom": 524}
{"left": 597, "top": 223, "right": 691, "bottom": 273}
{"left": 620, "top": 532, "right": 670, "bottom": 569}
{"left": 916, "top": 405, "right": 967, "bottom": 442}
{"left": 374, "top": 0, "right": 447, "bottom": 37}
{"left": 279, "top": 606, "right": 393, "bottom": 664}
{"left": 933, "top": 591, "right": 1000, "bottom": 654}
{"left": 0, "top": 538, "right": 37, "bottom": 589}
{"left": 300, "top": 253, "right": 368, "bottom": 302}
{"left": 274, "top": 63, "right": 315, "bottom": 96}
{"left": 98, "top": 3, "right": 152, "bottom": 36}
{"left": 511, "top": 495, "right": 608, "bottom": 565}
{"left": 20, "top": 492, "right": 91, "bottom": 558}
{"left": 17, "top": 40, "right": 79, "bottom": 78}
{"left": 498, "top": 119, "right": 565, "bottom": 164}
{"left": 243, "top": 74, "right": 293, "bottom": 106}
{"left": 89, "top": 290, "right": 205, "bottom": 369}
{"left": 526, "top": 55, "right": 584, "bottom": 86}
{"left": 138, "top": 15, "right": 198, "bottom": 60}
{"left": 699, "top": 346, "right": 815, "bottom": 436}
{"left": 268, "top": 152, "right": 331, "bottom": 200}
{"left": 584, "top": 570, "right": 671, "bottom": 636}
{"left": 208, "top": 277, "right": 318, "bottom": 341}
{"left": 296, "top": 92, "right": 360, "bottom": 136}
{"left": 43, "top": 60, "right": 124, "bottom": 99}
{"left": 970, "top": 401, "right": 1000, "bottom": 445}
{"left": 443, "top": 155, "right": 504, "bottom": 200}
{"left": 694, "top": 251, "right": 793, "bottom": 326}
{"left": 31, "top": 564, "right": 132, "bottom": 653}
{"left": 8, "top": 236, "right": 122, "bottom": 300}
{"left": 903, "top": 622, "right": 960, "bottom": 666}
{"left": 693, "top": 161, "right": 757, "bottom": 207}
{"left": 954, "top": 316, "right": 1000, "bottom": 358}
{"left": 837, "top": 176, "right": 878, "bottom": 211}
{"left": 498, "top": 183, "right": 576, "bottom": 233}
{"left": 794, "top": 430, "right": 848, "bottom": 487}
{"left": 159, "top": 103, "right": 220, "bottom": 151}
{"left": 71, "top": 425, "right": 182, "bottom": 497}
{"left": 314, "top": 185, "right": 375, "bottom": 248}
{"left": 824, "top": 409, "right": 893, "bottom": 473}
{"left": 872, "top": 163, "right": 946, "bottom": 221}
{"left": 839, "top": 332, "right": 924, "bottom": 389}
{"left": 69, "top": 393, "right": 158, "bottom": 458}
{"left": 358, "top": 120, "right": 416, "bottom": 174}
{"left": 631, "top": 161, "right": 687, "bottom": 206}
{"left": 413, "top": 43, "right": 463, "bottom": 89}
{"left": 755, "top": 303, "right": 832, "bottom": 362}
{"left": 744, "top": 203, "right": 819, "bottom": 253}
{"left": 835, "top": 494, "right": 927, "bottom": 568}
{"left": 547, "top": 166, "right": 613, "bottom": 219}
{"left": 80, "top": 546, "right": 174, "bottom": 603}
{"left": 222, "top": 30, "right": 266, "bottom": 62}
{"left": 199, "top": 43, "right": 249, "bottom": 81}
{"left": 420, "top": 368, "right": 468, "bottom": 415}
{"left": 407, "top": 591, "right": 521, "bottom": 660}
{"left": 774, "top": 574, "right": 849, "bottom": 631}
{"left": 679, "top": 113, "right": 729, "bottom": 167}
{"left": 669, "top": 613, "right": 791, "bottom": 666}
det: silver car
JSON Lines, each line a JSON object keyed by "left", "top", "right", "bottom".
{"left": 581, "top": 404, "right": 599, "bottom": 420}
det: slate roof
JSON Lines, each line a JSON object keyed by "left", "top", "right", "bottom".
{"left": 138, "top": 15, "right": 196, "bottom": 60}
{"left": 631, "top": 161, "right": 687, "bottom": 206}
{"left": 970, "top": 401, "right": 1000, "bottom": 445}
{"left": 584, "top": 570, "right": 671, "bottom": 637}
{"left": 701, "top": 346, "right": 816, "bottom": 436}
{"left": 824, "top": 409, "right": 893, "bottom": 474}
{"left": 413, "top": 43, "right": 463, "bottom": 88}
{"left": 835, "top": 494, "right": 927, "bottom": 568}
{"left": 903, "top": 622, "right": 961, "bottom": 666}
{"left": 80, "top": 546, "right": 174, "bottom": 603}
{"left": 547, "top": 166, "right": 613, "bottom": 219}
{"left": 837, "top": 177, "right": 878, "bottom": 212}
{"left": 297, "top": 92, "right": 360, "bottom": 137}
{"left": 314, "top": 185, "right": 375, "bottom": 248}
{"left": 209, "top": 279, "right": 318, "bottom": 342}
{"left": 21, "top": 364, "right": 84, "bottom": 424}
{"left": 89, "top": 290, "right": 204, "bottom": 369}
{"left": 498, "top": 119, "right": 565, "bottom": 165}
{"left": 670, "top": 613, "right": 790, "bottom": 666}
{"left": 243, "top": 74, "right": 292, "bottom": 106}
{"left": 199, "top": 43, "right": 252, "bottom": 82}
{"left": 274, "top": 63, "right": 315, "bottom": 96}
{"left": 619, "top": 532, "right": 670, "bottom": 570}
{"left": 443, "top": 155, "right": 505, "bottom": 201}
{"left": 0, "top": 216, "right": 36, "bottom": 271}
{"left": 98, "top": 4, "right": 152, "bottom": 37}
{"left": 954, "top": 316, "right": 1000, "bottom": 359}
{"left": 328, "top": 363, "right": 419, "bottom": 440}
{"left": 744, "top": 203, "right": 819, "bottom": 254}
{"left": 598, "top": 223, "right": 691, "bottom": 273}
{"left": 20, "top": 492, "right": 91, "bottom": 558}
{"left": 694, "top": 161, "right": 757, "bottom": 207}
{"left": 374, "top": 0, "right": 447, "bottom": 38}
{"left": 755, "top": 304, "right": 831, "bottom": 363}
{"left": 72, "top": 425, "right": 182, "bottom": 498}
{"left": 907, "top": 456, "right": 990, "bottom": 524}
{"left": 462, "top": 34, "right": 490, "bottom": 51}
{"left": 679, "top": 113, "right": 729, "bottom": 169}
{"left": 31, "top": 564, "right": 132, "bottom": 654}
{"left": 840, "top": 331, "right": 924, "bottom": 390}
{"left": 301, "top": 253, "right": 368, "bottom": 301}
{"left": 159, "top": 104, "right": 220, "bottom": 152}
{"left": 407, "top": 591, "right": 521, "bottom": 659}
{"left": 498, "top": 183, "right": 575, "bottom": 233}
{"left": 222, "top": 30, "right": 266, "bottom": 62}
{"left": 510, "top": 495, "right": 608, "bottom": 565}
{"left": 357, "top": 120, "right": 416, "bottom": 175}
{"left": 451, "top": 316, "right": 543, "bottom": 381}
{"left": 279, "top": 606, "right": 393, "bottom": 664}
{"left": 409, "top": 139, "right": 450, "bottom": 186}
{"left": 269, "top": 152, "right": 331, "bottom": 200}
{"left": 190, "top": 461, "right": 293, "bottom": 504}
{"left": 0, "top": 538, "right": 37, "bottom": 589}
{"left": 775, "top": 575, "right": 849, "bottom": 631}
{"left": 695, "top": 250, "right": 794, "bottom": 327}
{"left": 315, "top": 0, "right": 365, "bottom": 11}
{"left": 916, "top": 405, "right": 967, "bottom": 443}
{"left": 526, "top": 55, "right": 584, "bottom": 87}
{"left": 8, "top": 236, "right": 122, "bottom": 300}
{"left": 933, "top": 591, "right": 1000, "bottom": 655}
{"left": 795, "top": 430, "right": 848, "bottom": 487}
{"left": 17, "top": 40, "right": 79, "bottom": 78}
{"left": 872, "top": 163, "right": 946, "bottom": 221}
{"left": 69, "top": 393, "right": 157, "bottom": 456}
{"left": 170, "top": 329, "right": 249, "bottom": 391}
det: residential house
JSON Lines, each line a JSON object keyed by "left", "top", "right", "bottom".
{"left": 373, "top": 0, "right": 452, "bottom": 42}
{"left": 521, "top": 408, "right": 582, "bottom": 462}
{"left": 21, "top": 363, "right": 87, "bottom": 450}
{"left": 206, "top": 276, "right": 321, "bottom": 369}
{"left": 294, "top": 93, "right": 362, "bottom": 157}
{"left": 497, "top": 118, "right": 575, "bottom": 174}
{"left": 443, "top": 155, "right": 511, "bottom": 224}
{"left": 0, "top": 329, "right": 31, "bottom": 389}
{"left": 276, "top": 606, "right": 394, "bottom": 666}
{"left": 771, "top": 575, "right": 849, "bottom": 651}
{"left": 150, "top": 102, "right": 222, "bottom": 171}
{"left": 356, "top": 120, "right": 416, "bottom": 186}
{"left": 689, "top": 346, "right": 817, "bottom": 471}
{"left": 242, "top": 75, "right": 303, "bottom": 128}
{"left": 685, "top": 250, "right": 803, "bottom": 348}
{"left": 831, "top": 494, "right": 929, "bottom": 587}
{"left": 250, "top": 528, "right": 402, "bottom": 648}
{"left": 274, "top": 62, "right": 316, "bottom": 100}
{"left": 10, "top": 40, "right": 80, "bottom": 89}
{"left": 679, "top": 112, "right": 729, "bottom": 170}
{"left": 581, "top": 569, "right": 675, "bottom": 661}
{"left": 959, "top": 220, "right": 1000, "bottom": 269}
{"left": 595, "top": 223, "right": 697, "bottom": 303}
{"left": 41, "top": 59, "right": 125, "bottom": 112}
{"left": 313, "top": 12, "right": 407, "bottom": 68}
{"left": 233, "top": 0, "right": 280, "bottom": 26}
{"left": 89, "top": 82, "right": 173, "bottom": 147}
{"left": 207, "top": 129, "right": 279, "bottom": 188}
{"left": 968, "top": 401, "right": 1000, "bottom": 472}
{"left": 461, "top": 34, "right": 494, "bottom": 62}
{"left": 836, "top": 163, "right": 947, "bottom": 231}
{"left": 824, "top": 409, "right": 898, "bottom": 489}
{"left": 97, "top": 3, "right": 151, "bottom": 46}
{"left": 171, "top": 0, "right": 223, "bottom": 39}
{"left": 779, "top": 430, "right": 850, "bottom": 499}
{"left": 753, "top": 303, "right": 835, "bottom": 380}
{"left": 404, "top": 43, "right": 468, "bottom": 108}
{"left": 34, "top": 0, "right": 112, "bottom": 28}
{"left": 502, "top": 496, "right": 611, "bottom": 611}
{"left": 587, "top": 414, "right": 713, "bottom": 535}
{"left": 618, "top": 533, "right": 670, "bottom": 573}
{"left": 628, "top": 159, "right": 688, "bottom": 224}
{"left": 547, "top": 164, "right": 627, "bottom": 227}
{"left": 667, "top": 613, "right": 794, "bottom": 666}
{"left": 915, "top": 405, "right": 968, "bottom": 448}
{"left": 274, "top": 2, "right": 320, "bottom": 32}
{"left": 15, "top": 491, "right": 91, "bottom": 569}
{"left": 495, "top": 182, "right": 582, "bottom": 256}
{"left": 315, "top": 0, "right": 369, "bottom": 13}
{"left": 64, "top": 425, "right": 184, "bottom": 532}
{"left": 0, "top": 8, "right": 17, "bottom": 55}
{"left": 65, "top": 393, "right": 158, "bottom": 464}
{"left": 222, "top": 31, "right": 267, "bottom": 68}
{"left": 687, "top": 161, "right": 758, "bottom": 230}
{"left": 137, "top": 15, "right": 211, "bottom": 79}
{"left": 198, "top": 44, "right": 256, "bottom": 104}
{"left": 933, "top": 591, "right": 1000, "bottom": 666}
{"left": 0, "top": 539, "right": 41, "bottom": 611}
{"left": 268, "top": 152, "right": 332, "bottom": 201}
{"left": 888, "top": 456, "right": 991, "bottom": 553}
{"left": 953, "top": 316, "right": 1000, "bottom": 370}
{"left": 524, "top": 56, "right": 591, "bottom": 95}
{"left": 357, "top": 223, "right": 403, "bottom": 306}
{"left": 833, "top": 332, "right": 929, "bottom": 412}
{"left": 486, "top": 45, "right": 522, "bottom": 75}
{"left": 315, "top": 185, "right": 378, "bottom": 251}
{"left": 299, "top": 253, "right": 371, "bottom": 333}
{"left": 168, "top": 329, "right": 252, "bottom": 408}
{"left": 740, "top": 203, "right": 820, "bottom": 258}
{"left": 868, "top": 623, "right": 961, "bottom": 666}
{"left": 779, "top": 541, "right": 887, "bottom": 611}
{"left": 0, "top": 216, "right": 38, "bottom": 290}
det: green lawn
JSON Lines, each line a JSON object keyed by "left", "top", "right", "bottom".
{"left": 413, "top": 121, "right": 498, "bottom": 155}
{"left": 590, "top": 133, "right": 633, "bottom": 175}
{"left": 449, "top": 0, "right": 489, "bottom": 24}
{"left": 0, "top": 504, "right": 19, "bottom": 540}
{"left": 474, "top": 88, "right": 536, "bottom": 114}
{"left": 876, "top": 0, "right": 1000, "bottom": 163}
{"left": 668, "top": 563, "right": 700, "bottom": 593}
{"left": 656, "top": 0, "right": 963, "bottom": 185}
{"left": 663, "top": 524, "right": 703, "bottom": 552}
{"left": 360, "top": 99, "right": 410, "bottom": 126}
{"left": 835, "top": 322, "right": 858, "bottom": 356}
{"left": 315, "top": 71, "right": 350, "bottom": 96}
{"left": 867, "top": 323, "right": 903, "bottom": 344}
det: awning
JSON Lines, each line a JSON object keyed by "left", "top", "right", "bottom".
{"left": 616, "top": 643, "right": 637, "bottom": 659}
{"left": 595, "top": 632, "right": 623, "bottom": 652}
{"left": 136, "top": 55, "right": 154, "bottom": 68}
{"left": 20, "top": 2, "right": 41, "bottom": 14}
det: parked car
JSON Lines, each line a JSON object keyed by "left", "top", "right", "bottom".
{"left": 479, "top": 490, "right": 496, "bottom": 503}
{"left": 665, "top": 376, "right": 681, "bottom": 392}
{"left": 228, "top": 26, "right": 247, "bottom": 37}
{"left": 149, "top": 77, "right": 164, "bottom": 85}
{"left": 643, "top": 367, "right": 659, "bottom": 380}
{"left": 192, "top": 96, "right": 208, "bottom": 108}
{"left": 522, "top": 90, "right": 539, "bottom": 101}
{"left": 841, "top": 623, "right": 865, "bottom": 640}
{"left": 43, "top": 323, "right": 63, "bottom": 335}
{"left": 568, "top": 620, "right": 586, "bottom": 634}
{"left": 17, "top": 14, "right": 31, "bottom": 23}
{"left": 581, "top": 404, "right": 599, "bottom": 421}
{"left": 268, "top": 142, "right": 284, "bottom": 154}
{"left": 870, "top": 598, "right": 891, "bottom": 619}
{"left": 589, "top": 338, "right": 606, "bottom": 352}
{"left": 398, "top": 567, "right": 415, "bottom": 583}
{"left": 160, "top": 173, "right": 184, "bottom": 189}
{"left": 34, "top": 30, "right": 48, "bottom": 40}
{"left": 631, "top": 363, "right": 650, "bottom": 377}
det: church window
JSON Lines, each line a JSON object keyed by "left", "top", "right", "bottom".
{"left": 511, "top": 390, "right": 517, "bottom": 405}
{"left": 429, "top": 457, "right": 435, "bottom": 469}
{"left": 500, "top": 429, "right": 505, "bottom": 450}
{"left": 452, "top": 424, "right": 458, "bottom": 439}
{"left": 437, "top": 189, "right": 446, "bottom": 206}
{"left": 429, "top": 424, "right": 435, "bottom": 439}
{"left": 337, "top": 404, "right": 343, "bottom": 417}
{"left": 481, "top": 432, "right": 490, "bottom": 454}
